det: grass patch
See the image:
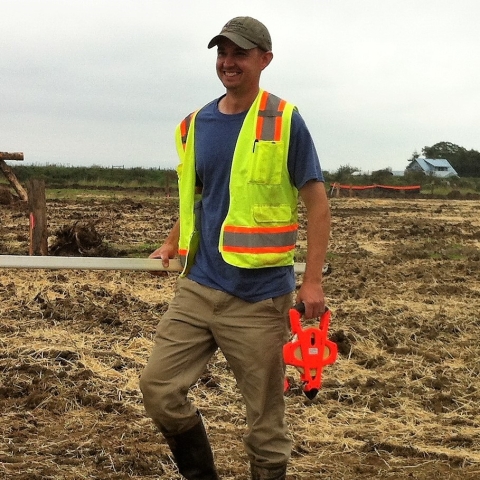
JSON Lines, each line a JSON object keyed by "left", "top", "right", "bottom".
{"left": 109, "top": 242, "right": 160, "bottom": 258}
{"left": 46, "top": 188, "right": 170, "bottom": 202}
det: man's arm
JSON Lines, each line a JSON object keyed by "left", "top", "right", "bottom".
{"left": 296, "top": 180, "right": 331, "bottom": 319}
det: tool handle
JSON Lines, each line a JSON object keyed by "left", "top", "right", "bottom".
{"left": 292, "top": 302, "right": 330, "bottom": 317}
{"left": 293, "top": 302, "right": 306, "bottom": 314}
{"left": 289, "top": 304, "right": 332, "bottom": 338}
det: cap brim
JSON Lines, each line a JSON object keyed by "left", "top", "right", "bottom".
{"left": 207, "top": 33, "right": 257, "bottom": 50}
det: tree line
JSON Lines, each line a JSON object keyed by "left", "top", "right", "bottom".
{"left": 8, "top": 164, "right": 177, "bottom": 189}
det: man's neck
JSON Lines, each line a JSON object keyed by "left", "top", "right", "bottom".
{"left": 218, "top": 89, "right": 260, "bottom": 114}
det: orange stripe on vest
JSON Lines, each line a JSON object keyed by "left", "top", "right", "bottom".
{"left": 223, "top": 224, "right": 298, "bottom": 234}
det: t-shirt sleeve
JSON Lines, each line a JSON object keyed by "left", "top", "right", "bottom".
{"left": 287, "top": 109, "right": 324, "bottom": 190}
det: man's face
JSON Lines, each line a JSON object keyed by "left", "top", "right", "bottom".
{"left": 215, "top": 38, "right": 272, "bottom": 93}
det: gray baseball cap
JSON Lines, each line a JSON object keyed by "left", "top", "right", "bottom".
{"left": 208, "top": 16, "right": 272, "bottom": 51}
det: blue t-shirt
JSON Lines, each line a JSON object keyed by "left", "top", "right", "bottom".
{"left": 186, "top": 95, "right": 324, "bottom": 302}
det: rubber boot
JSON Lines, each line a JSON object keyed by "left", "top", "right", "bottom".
{"left": 164, "top": 419, "right": 219, "bottom": 480}
{"left": 251, "top": 463, "right": 287, "bottom": 480}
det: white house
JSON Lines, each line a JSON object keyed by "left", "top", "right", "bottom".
{"left": 405, "top": 158, "right": 458, "bottom": 178}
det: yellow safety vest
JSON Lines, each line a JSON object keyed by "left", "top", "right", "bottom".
{"left": 175, "top": 89, "right": 298, "bottom": 275}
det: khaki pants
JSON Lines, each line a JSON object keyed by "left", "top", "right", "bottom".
{"left": 140, "top": 277, "right": 293, "bottom": 467}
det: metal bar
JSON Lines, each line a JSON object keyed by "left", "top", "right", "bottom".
{"left": 0, "top": 255, "right": 307, "bottom": 274}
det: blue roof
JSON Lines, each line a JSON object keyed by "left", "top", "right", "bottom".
{"left": 425, "top": 158, "right": 454, "bottom": 168}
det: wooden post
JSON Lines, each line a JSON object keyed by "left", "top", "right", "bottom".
{"left": 27, "top": 179, "right": 48, "bottom": 256}
{"left": 0, "top": 152, "right": 24, "bottom": 161}
{"left": 0, "top": 152, "right": 28, "bottom": 201}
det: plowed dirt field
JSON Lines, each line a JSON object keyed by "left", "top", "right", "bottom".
{"left": 1, "top": 193, "right": 479, "bottom": 479}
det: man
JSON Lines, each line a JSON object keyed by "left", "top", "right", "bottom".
{"left": 140, "top": 16, "right": 330, "bottom": 480}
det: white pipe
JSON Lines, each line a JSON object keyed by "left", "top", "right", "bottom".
{"left": 0, "top": 255, "right": 307, "bottom": 273}
{"left": 0, "top": 255, "right": 183, "bottom": 272}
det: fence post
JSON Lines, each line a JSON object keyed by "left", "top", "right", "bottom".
{"left": 0, "top": 153, "right": 28, "bottom": 201}
{"left": 28, "top": 179, "right": 48, "bottom": 255}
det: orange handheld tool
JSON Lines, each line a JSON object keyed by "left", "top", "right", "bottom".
{"left": 283, "top": 304, "right": 338, "bottom": 399}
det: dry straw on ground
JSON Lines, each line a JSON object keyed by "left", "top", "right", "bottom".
{"left": 1, "top": 195, "right": 479, "bottom": 479}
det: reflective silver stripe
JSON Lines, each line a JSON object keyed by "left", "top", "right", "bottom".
{"left": 257, "top": 93, "right": 283, "bottom": 141}
{"left": 223, "top": 229, "right": 297, "bottom": 249}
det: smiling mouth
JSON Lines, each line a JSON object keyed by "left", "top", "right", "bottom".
{"left": 224, "top": 71, "right": 240, "bottom": 77}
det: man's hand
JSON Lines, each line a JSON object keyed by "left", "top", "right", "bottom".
{"left": 148, "top": 220, "right": 180, "bottom": 276}
{"left": 296, "top": 280, "right": 325, "bottom": 319}
{"left": 148, "top": 244, "right": 178, "bottom": 276}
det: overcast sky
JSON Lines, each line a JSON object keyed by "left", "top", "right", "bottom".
{"left": 1, "top": 0, "right": 479, "bottom": 174}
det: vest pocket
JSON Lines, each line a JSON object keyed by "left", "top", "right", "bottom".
{"left": 249, "top": 141, "right": 284, "bottom": 184}
{"left": 253, "top": 204, "right": 292, "bottom": 223}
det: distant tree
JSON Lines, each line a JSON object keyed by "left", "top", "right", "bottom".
{"left": 457, "top": 149, "right": 480, "bottom": 177}
{"left": 407, "top": 150, "right": 420, "bottom": 164}
{"left": 422, "top": 141, "right": 461, "bottom": 159}
{"left": 371, "top": 168, "right": 392, "bottom": 184}
{"left": 332, "top": 164, "right": 359, "bottom": 183}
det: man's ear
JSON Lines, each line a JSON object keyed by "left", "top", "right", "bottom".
{"left": 261, "top": 51, "right": 274, "bottom": 70}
